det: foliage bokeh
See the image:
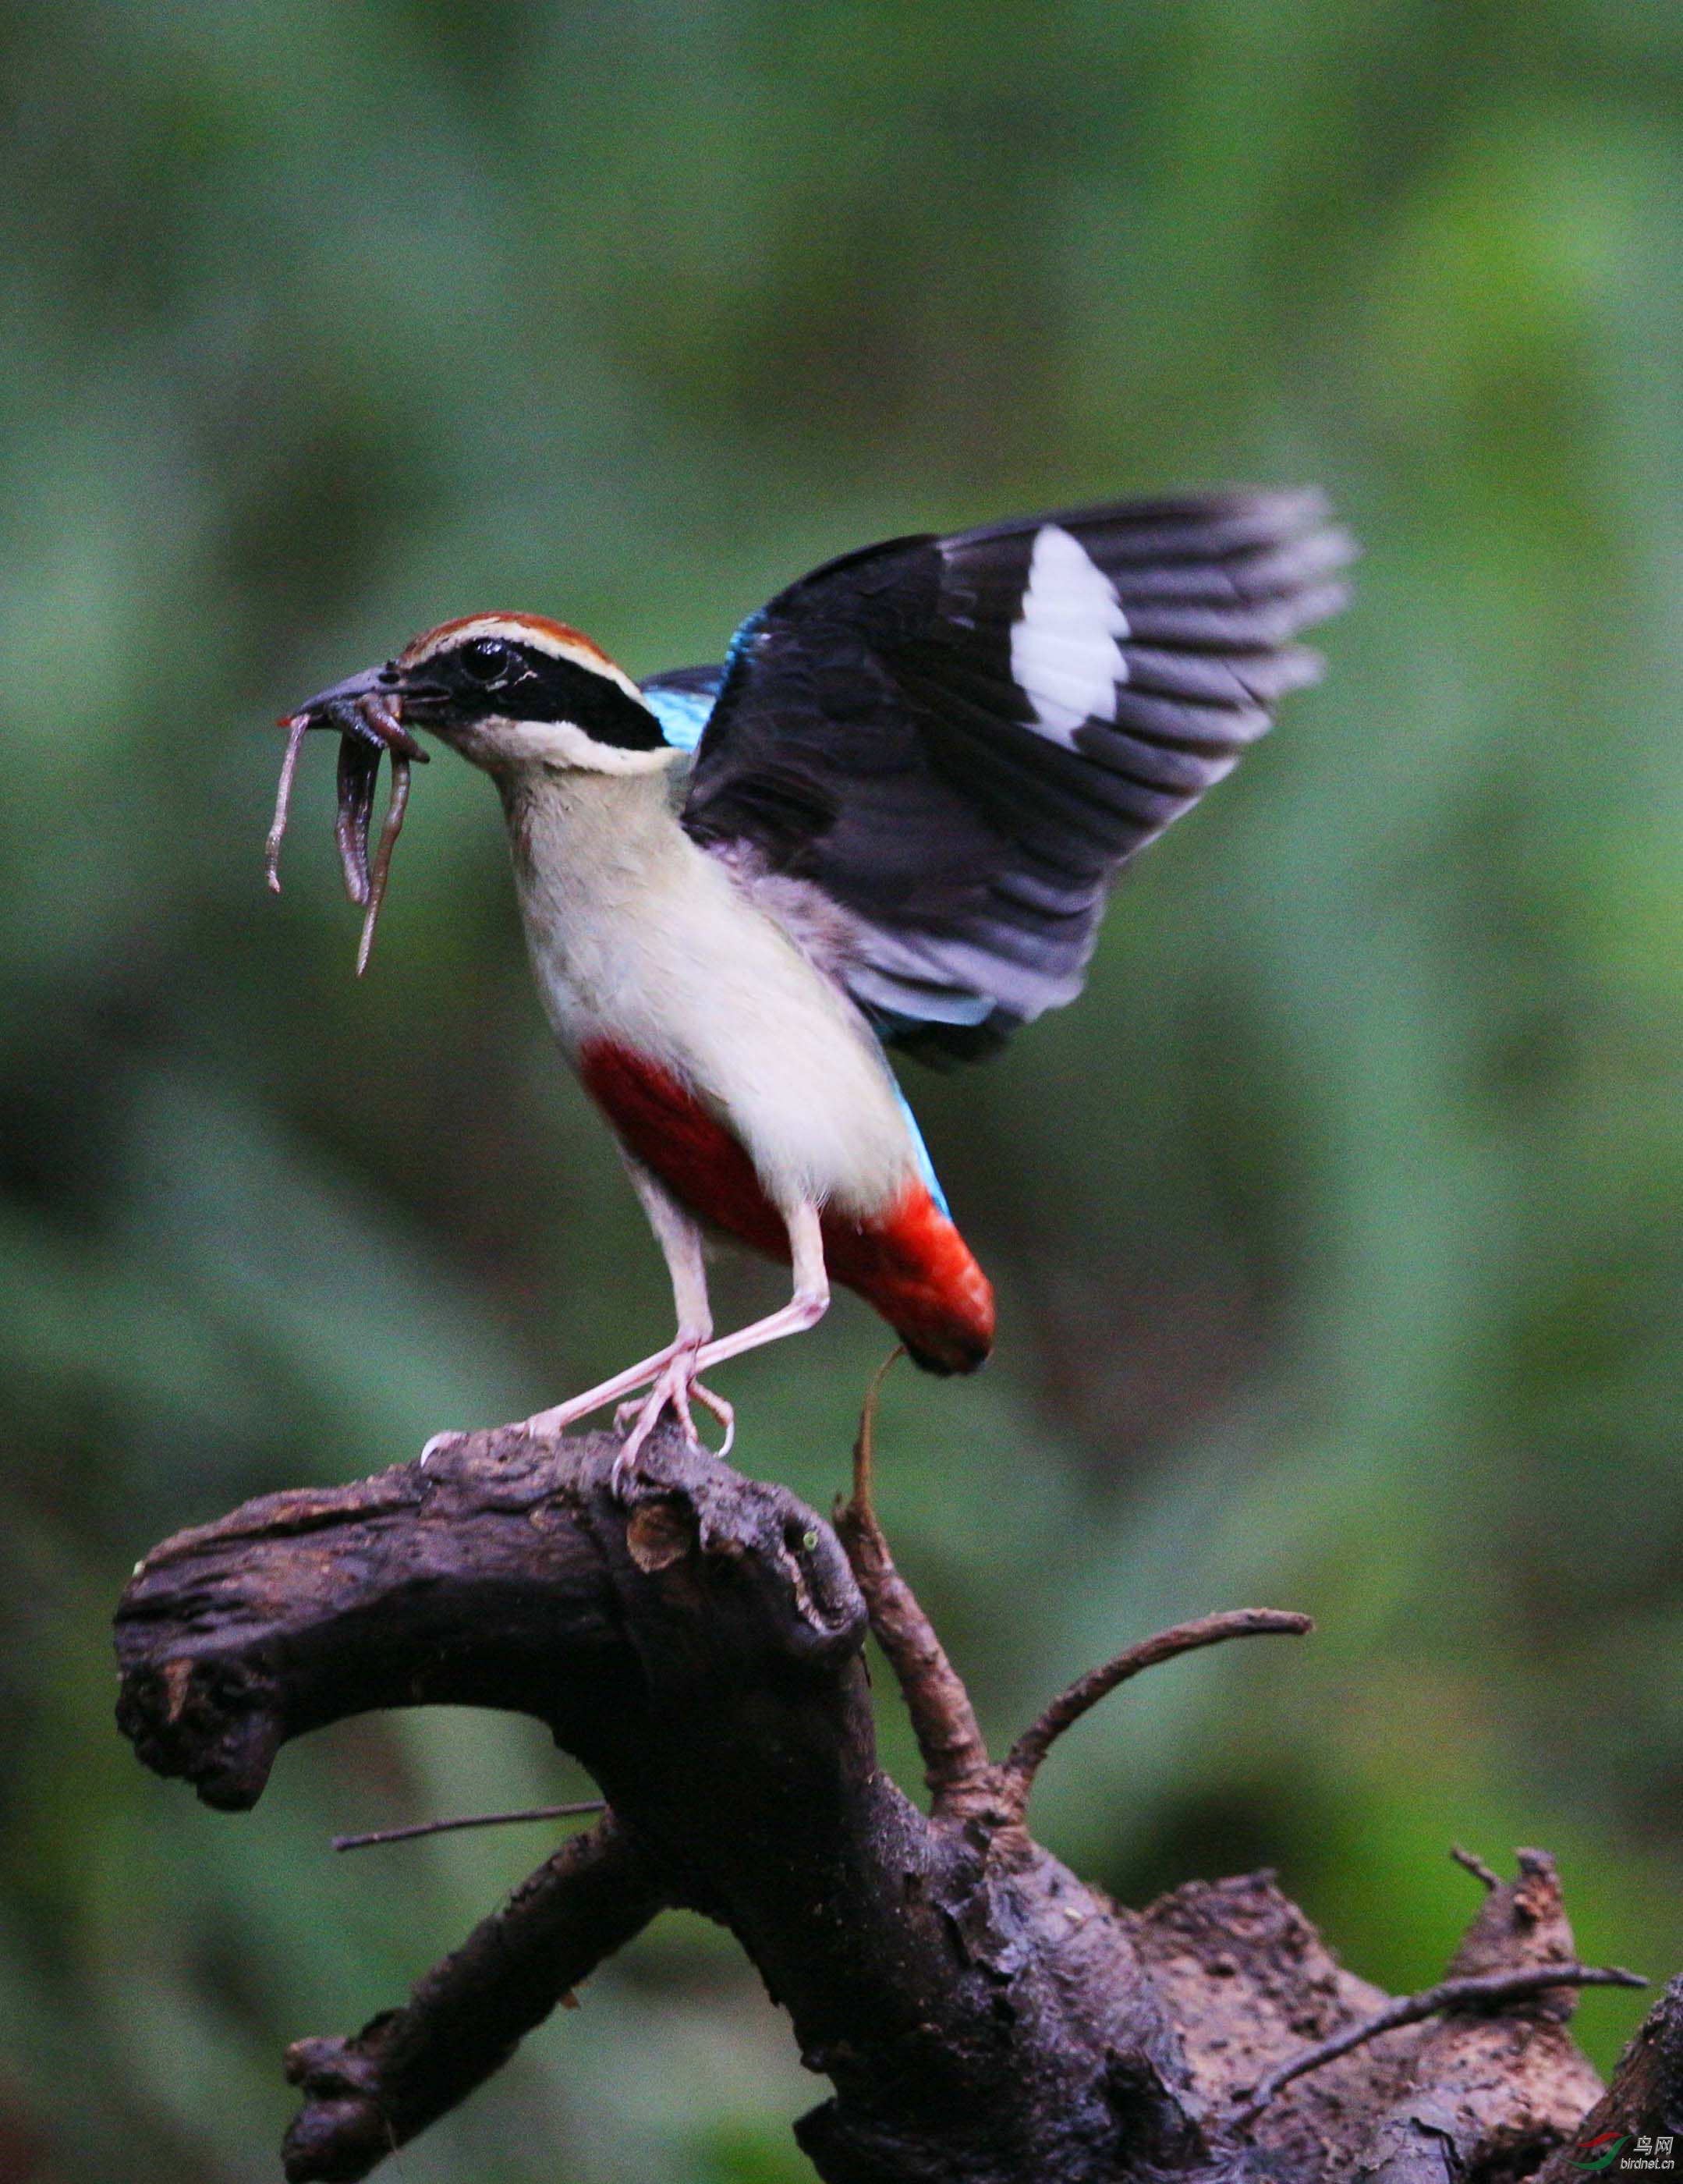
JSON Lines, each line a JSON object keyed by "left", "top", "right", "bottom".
{"left": 4, "top": 3, "right": 1682, "bottom": 2178}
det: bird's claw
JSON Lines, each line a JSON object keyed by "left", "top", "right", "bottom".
{"left": 610, "top": 1359, "right": 735, "bottom": 1498}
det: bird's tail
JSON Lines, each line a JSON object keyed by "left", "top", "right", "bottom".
{"left": 824, "top": 1186, "right": 995, "bottom": 1374}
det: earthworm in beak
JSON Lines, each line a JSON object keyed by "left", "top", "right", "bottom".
{"left": 264, "top": 671, "right": 428, "bottom": 972}
{"left": 335, "top": 736, "right": 379, "bottom": 909}
{"left": 264, "top": 714, "right": 310, "bottom": 894}
{"left": 356, "top": 747, "right": 413, "bottom": 977}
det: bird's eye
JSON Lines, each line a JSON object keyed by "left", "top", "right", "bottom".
{"left": 461, "top": 637, "right": 513, "bottom": 683}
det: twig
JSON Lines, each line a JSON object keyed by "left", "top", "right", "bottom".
{"left": 833, "top": 1349, "right": 994, "bottom": 1817}
{"left": 1235, "top": 1962, "right": 1648, "bottom": 2126}
{"left": 851, "top": 1345, "right": 902, "bottom": 1525}
{"left": 998, "top": 1608, "right": 1313, "bottom": 1823}
{"left": 333, "top": 1799, "right": 606, "bottom": 1852}
{"left": 1450, "top": 1843, "right": 1503, "bottom": 1892}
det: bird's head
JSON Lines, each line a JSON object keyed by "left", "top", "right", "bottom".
{"left": 290, "top": 612, "right": 675, "bottom": 779}
{"left": 272, "top": 612, "right": 678, "bottom": 971}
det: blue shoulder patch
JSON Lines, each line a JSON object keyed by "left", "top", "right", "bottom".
{"left": 642, "top": 686, "right": 715, "bottom": 752}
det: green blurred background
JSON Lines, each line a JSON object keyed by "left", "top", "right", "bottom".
{"left": 4, "top": 2, "right": 1681, "bottom": 2177}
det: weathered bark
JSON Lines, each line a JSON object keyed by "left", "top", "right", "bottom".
{"left": 113, "top": 1425, "right": 1669, "bottom": 2183}
{"left": 1536, "top": 1977, "right": 1683, "bottom": 2184}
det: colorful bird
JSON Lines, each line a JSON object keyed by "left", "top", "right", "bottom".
{"left": 281, "top": 492, "right": 1352, "bottom": 1482}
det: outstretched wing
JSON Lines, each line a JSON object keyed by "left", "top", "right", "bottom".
{"left": 676, "top": 491, "right": 1353, "bottom": 1063}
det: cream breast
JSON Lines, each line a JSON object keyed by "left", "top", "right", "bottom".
{"left": 501, "top": 766, "right": 919, "bottom": 1220}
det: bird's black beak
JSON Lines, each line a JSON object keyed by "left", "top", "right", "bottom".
{"left": 281, "top": 661, "right": 429, "bottom": 762}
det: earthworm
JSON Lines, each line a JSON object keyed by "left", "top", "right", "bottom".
{"left": 264, "top": 689, "right": 424, "bottom": 973}
{"left": 355, "top": 752, "right": 412, "bottom": 977}
{"left": 264, "top": 714, "right": 310, "bottom": 893}
{"left": 335, "top": 736, "right": 379, "bottom": 908}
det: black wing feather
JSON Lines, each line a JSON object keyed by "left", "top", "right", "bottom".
{"left": 681, "top": 491, "right": 1352, "bottom": 1062}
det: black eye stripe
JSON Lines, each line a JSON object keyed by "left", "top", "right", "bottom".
{"left": 428, "top": 639, "right": 666, "bottom": 750}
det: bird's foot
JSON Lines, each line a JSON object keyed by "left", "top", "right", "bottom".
{"left": 416, "top": 1327, "right": 732, "bottom": 1484}
{"left": 610, "top": 1356, "right": 734, "bottom": 1498}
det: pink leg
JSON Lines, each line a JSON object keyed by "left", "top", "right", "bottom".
{"left": 423, "top": 1158, "right": 719, "bottom": 1464}
{"left": 422, "top": 1187, "right": 828, "bottom": 1486}
{"left": 521, "top": 1153, "right": 721, "bottom": 1441}
{"left": 420, "top": 1327, "right": 707, "bottom": 1467}
{"left": 609, "top": 1200, "right": 829, "bottom": 1494}
{"left": 513, "top": 1332, "right": 706, "bottom": 1441}
{"left": 690, "top": 1202, "right": 829, "bottom": 1373}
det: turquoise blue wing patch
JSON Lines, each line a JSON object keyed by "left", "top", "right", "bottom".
{"left": 642, "top": 684, "right": 715, "bottom": 752}
{"left": 640, "top": 662, "right": 727, "bottom": 753}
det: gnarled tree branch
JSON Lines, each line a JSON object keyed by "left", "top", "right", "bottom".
{"left": 113, "top": 1424, "right": 1669, "bottom": 2184}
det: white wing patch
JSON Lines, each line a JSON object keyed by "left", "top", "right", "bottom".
{"left": 1009, "top": 524, "right": 1130, "bottom": 745}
